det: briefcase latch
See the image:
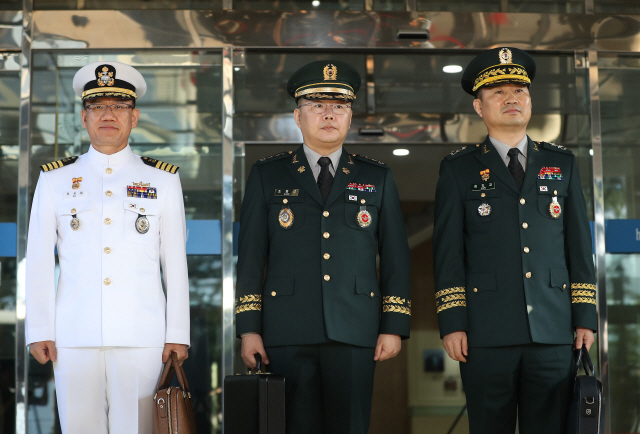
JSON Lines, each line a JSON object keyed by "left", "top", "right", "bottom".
{"left": 582, "top": 396, "right": 596, "bottom": 417}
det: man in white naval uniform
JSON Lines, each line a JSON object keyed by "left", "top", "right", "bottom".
{"left": 25, "top": 61, "right": 190, "bottom": 434}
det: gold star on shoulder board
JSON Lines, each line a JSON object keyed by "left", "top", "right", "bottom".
{"left": 298, "top": 166, "right": 306, "bottom": 173}
{"left": 342, "top": 168, "right": 350, "bottom": 174}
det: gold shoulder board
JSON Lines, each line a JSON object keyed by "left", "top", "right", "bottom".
{"left": 40, "top": 156, "right": 79, "bottom": 172}
{"left": 141, "top": 156, "right": 179, "bottom": 173}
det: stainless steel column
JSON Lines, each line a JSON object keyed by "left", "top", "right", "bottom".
{"left": 15, "top": 0, "right": 33, "bottom": 433}
{"left": 220, "top": 45, "right": 235, "bottom": 432}
{"left": 587, "top": 49, "right": 610, "bottom": 434}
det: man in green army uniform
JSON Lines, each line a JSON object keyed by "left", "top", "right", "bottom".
{"left": 433, "top": 47, "right": 598, "bottom": 433}
{"left": 235, "top": 60, "right": 411, "bottom": 434}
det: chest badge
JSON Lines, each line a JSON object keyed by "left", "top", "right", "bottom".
{"left": 70, "top": 214, "right": 80, "bottom": 231}
{"left": 478, "top": 203, "right": 492, "bottom": 217}
{"left": 549, "top": 196, "right": 562, "bottom": 218}
{"left": 538, "top": 167, "right": 563, "bottom": 181}
{"left": 72, "top": 177, "right": 82, "bottom": 190}
{"left": 278, "top": 198, "right": 294, "bottom": 229}
{"left": 127, "top": 182, "right": 158, "bottom": 199}
{"left": 480, "top": 169, "right": 490, "bottom": 182}
{"left": 136, "top": 214, "right": 150, "bottom": 234}
{"left": 357, "top": 199, "right": 372, "bottom": 228}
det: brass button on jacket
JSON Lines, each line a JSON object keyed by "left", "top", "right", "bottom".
{"left": 104, "top": 278, "right": 111, "bottom": 285}
{"left": 522, "top": 222, "right": 528, "bottom": 229}
{"left": 323, "top": 211, "right": 329, "bottom": 217}
{"left": 105, "top": 190, "right": 113, "bottom": 197}
{"left": 525, "top": 272, "right": 532, "bottom": 279}
{"left": 323, "top": 232, "right": 330, "bottom": 239}
{"left": 271, "top": 291, "right": 277, "bottom": 297}
{"left": 324, "top": 275, "right": 330, "bottom": 281}
{"left": 105, "top": 167, "right": 113, "bottom": 174}
{"left": 524, "top": 247, "right": 530, "bottom": 253}
{"left": 104, "top": 247, "right": 111, "bottom": 254}
{"left": 323, "top": 253, "right": 330, "bottom": 260}
{"left": 520, "top": 198, "right": 525, "bottom": 205}
{"left": 104, "top": 218, "right": 112, "bottom": 225}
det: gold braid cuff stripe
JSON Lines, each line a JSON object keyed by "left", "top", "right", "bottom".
{"left": 572, "top": 297, "right": 596, "bottom": 305}
{"left": 235, "top": 303, "right": 262, "bottom": 314}
{"left": 437, "top": 294, "right": 466, "bottom": 306}
{"left": 435, "top": 287, "right": 465, "bottom": 299}
{"left": 571, "top": 283, "right": 596, "bottom": 290}
{"left": 383, "top": 296, "right": 407, "bottom": 305}
{"left": 382, "top": 305, "right": 411, "bottom": 316}
{"left": 238, "top": 294, "right": 262, "bottom": 304}
{"left": 437, "top": 300, "right": 466, "bottom": 313}
{"left": 571, "top": 290, "right": 595, "bottom": 298}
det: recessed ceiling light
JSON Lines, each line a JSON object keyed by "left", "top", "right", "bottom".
{"left": 312, "top": 0, "right": 320, "bottom": 6}
{"left": 443, "top": 65, "right": 463, "bottom": 74}
{"left": 393, "top": 149, "right": 410, "bottom": 156}
{"left": 589, "top": 149, "right": 594, "bottom": 156}
{"left": 234, "top": 67, "right": 240, "bottom": 71}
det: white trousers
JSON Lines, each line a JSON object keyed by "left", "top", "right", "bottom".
{"left": 53, "top": 347, "right": 164, "bottom": 434}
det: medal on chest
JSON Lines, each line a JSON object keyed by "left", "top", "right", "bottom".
{"left": 549, "top": 196, "right": 562, "bottom": 218}
{"left": 70, "top": 214, "right": 80, "bottom": 231}
{"left": 356, "top": 198, "right": 372, "bottom": 228}
{"left": 136, "top": 214, "right": 150, "bottom": 234}
{"left": 478, "top": 203, "right": 492, "bottom": 217}
{"left": 279, "top": 198, "right": 294, "bottom": 229}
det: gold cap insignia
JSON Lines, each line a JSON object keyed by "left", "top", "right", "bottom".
{"left": 499, "top": 48, "right": 513, "bottom": 65}
{"left": 323, "top": 64, "right": 337, "bottom": 81}
{"left": 97, "top": 66, "right": 115, "bottom": 87}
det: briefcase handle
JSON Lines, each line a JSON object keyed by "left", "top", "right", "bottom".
{"left": 574, "top": 346, "right": 595, "bottom": 377}
{"left": 157, "top": 352, "right": 193, "bottom": 394}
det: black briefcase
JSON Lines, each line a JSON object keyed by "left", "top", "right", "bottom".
{"left": 566, "top": 347, "right": 605, "bottom": 434}
{"left": 223, "top": 354, "right": 285, "bottom": 434}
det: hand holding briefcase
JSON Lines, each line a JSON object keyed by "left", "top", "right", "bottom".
{"left": 223, "top": 354, "right": 285, "bottom": 434}
{"left": 566, "top": 346, "right": 605, "bottom": 434}
{"left": 153, "top": 352, "right": 196, "bottom": 434}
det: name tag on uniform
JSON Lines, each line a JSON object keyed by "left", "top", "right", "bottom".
{"left": 471, "top": 182, "right": 495, "bottom": 191}
{"left": 274, "top": 189, "right": 299, "bottom": 196}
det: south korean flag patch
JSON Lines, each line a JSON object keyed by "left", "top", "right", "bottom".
{"left": 540, "top": 186, "right": 548, "bottom": 192}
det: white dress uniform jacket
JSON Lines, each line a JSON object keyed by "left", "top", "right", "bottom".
{"left": 25, "top": 144, "right": 190, "bottom": 348}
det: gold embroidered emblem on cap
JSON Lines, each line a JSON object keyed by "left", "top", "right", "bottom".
{"left": 323, "top": 64, "right": 337, "bottom": 81}
{"left": 499, "top": 48, "right": 513, "bottom": 64}
{"left": 97, "top": 66, "right": 115, "bottom": 87}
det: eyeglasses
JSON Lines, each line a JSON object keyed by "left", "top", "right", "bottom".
{"left": 298, "top": 102, "right": 351, "bottom": 115}
{"left": 84, "top": 103, "right": 134, "bottom": 114}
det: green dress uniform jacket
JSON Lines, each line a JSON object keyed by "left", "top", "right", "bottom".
{"left": 433, "top": 136, "right": 597, "bottom": 347}
{"left": 236, "top": 145, "right": 411, "bottom": 348}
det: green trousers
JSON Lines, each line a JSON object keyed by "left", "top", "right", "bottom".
{"left": 266, "top": 343, "right": 376, "bottom": 434}
{"left": 460, "top": 344, "right": 574, "bottom": 434}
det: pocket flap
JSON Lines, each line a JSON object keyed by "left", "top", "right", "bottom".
{"left": 264, "top": 277, "right": 295, "bottom": 298}
{"left": 58, "top": 200, "right": 92, "bottom": 216}
{"left": 355, "top": 276, "right": 379, "bottom": 298}
{"left": 465, "top": 188, "right": 501, "bottom": 200}
{"left": 467, "top": 271, "right": 497, "bottom": 293}
{"left": 123, "top": 200, "right": 159, "bottom": 215}
{"left": 550, "top": 268, "right": 569, "bottom": 290}
{"left": 268, "top": 191, "right": 305, "bottom": 204}
{"left": 536, "top": 180, "right": 568, "bottom": 197}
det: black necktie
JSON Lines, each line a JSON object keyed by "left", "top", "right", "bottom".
{"left": 317, "top": 157, "right": 334, "bottom": 204}
{"left": 507, "top": 148, "right": 525, "bottom": 191}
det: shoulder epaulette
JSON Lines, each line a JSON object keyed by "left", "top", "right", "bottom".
{"left": 540, "top": 141, "right": 572, "bottom": 154}
{"left": 141, "top": 156, "right": 179, "bottom": 173}
{"left": 354, "top": 154, "right": 386, "bottom": 167}
{"left": 40, "top": 156, "right": 78, "bottom": 172}
{"left": 445, "top": 145, "right": 476, "bottom": 160}
{"left": 256, "top": 151, "right": 292, "bottom": 165}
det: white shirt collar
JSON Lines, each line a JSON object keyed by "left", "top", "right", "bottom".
{"left": 86, "top": 144, "right": 135, "bottom": 166}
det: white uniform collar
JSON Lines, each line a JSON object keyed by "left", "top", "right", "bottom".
{"left": 86, "top": 144, "right": 135, "bottom": 166}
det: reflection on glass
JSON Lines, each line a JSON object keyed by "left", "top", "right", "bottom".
{"left": 233, "top": 0, "right": 352, "bottom": 10}
{"left": 0, "top": 73, "right": 20, "bottom": 223}
{"left": 417, "top": 0, "right": 582, "bottom": 12}
{"left": 600, "top": 57, "right": 640, "bottom": 433}
{"left": 595, "top": 0, "right": 640, "bottom": 14}
{"left": 0, "top": 258, "right": 16, "bottom": 433}
{"left": 34, "top": 0, "right": 222, "bottom": 9}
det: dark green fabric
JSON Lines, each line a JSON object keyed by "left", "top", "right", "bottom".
{"left": 266, "top": 344, "right": 376, "bottom": 434}
{"left": 236, "top": 146, "right": 411, "bottom": 348}
{"left": 460, "top": 344, "right": 574, "bottom": 434}
{"left": 433, "top": 136, "right": 597, "bottom": 347}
